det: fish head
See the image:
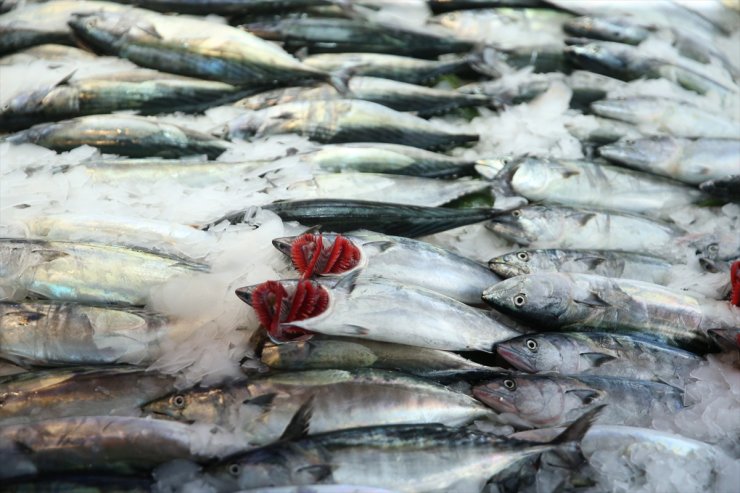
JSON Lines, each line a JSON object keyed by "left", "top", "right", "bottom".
{"left": 564, "top": 43, "right": 628, "bottom": 77}
{"left": 274, "top": 232, "right": 363, "bottom": 278}
{"left": 599, "top": 136, "right": 674, "bottom": 167}
{"left": 486, "top": 207, "right": 544, "bottom": 244}
{"left": 496, "top": 333, "right": 565, "bottom": 373}
{"left": 482, "top": 273, "right": 572, "bottom": 325}
{"left": 473, "top": 375, "right": 566, "bottom": 427}
{"left": 68, "top": 12, "right": 134, "bottom": 53}
{"left": 142, "top": 388, "right": 225, "bottom": 423}
{"left": 488, "top": 249, "right": 550, "bottom": 278}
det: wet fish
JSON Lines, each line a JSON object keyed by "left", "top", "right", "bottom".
{"left": 0, "top": 69, "right": 243, "bottom": 131}
{"left": 236, "top": 487, "right": 399, "bottom": 493}
{"left": 105, "top": 0, "right": 337, "bottom": 15}
{"left": 699, "top": 175, "right": 740, "bottom": 203}
{"left": 144, "top": 369, "right": 494, "bottom": 445}
{"left": 482, "top": 272, "right": 740, "bottom": 351}
{"left": 3, "top": 114, "right": 232, "bottom": 159}
{"left": 234, "top": 76, "right": 492, "bottom": 116}
{"left": 0, "top": 301, "right": 168, "bottom": 366}
{"left": 203, "top": 406, "right": 601, "bottom": 492}
{"left": 302, "top": 52, "right": 472, "bottom": 84}
{"left": 599, "top": 137, "right": 740, "bottom": 185}
{"left": 223, "top": 100, "right": 479, "bottom": 150}
{"left": 707, "top": 328, "right": 740, "bottom": 349}
{"left": 272, "top": 231, "right": 500, "bottom": 304}
{"left": 213, "top": 199, "right": 497, "bottom": 238}
{"left": 474, "top": 374, "right": 684, "bottom": 428}
{"left": 428, "top": 0, "right": 547, "bottom": 14}
{"left": 0, "top": 43, "right": 96, "bottom": 65}
{"left": 0, "top": 238, "right": 208, "bottom": 305}
{"left": 494, "top": 156, "right": 707, "bottom": 217}
{"left": 566, "top": 115, "right": 643, "bottom": 145}
{"left": 477, "top": 44, "right": 569, "bottom": 75}
{"left": 0, "top": 475, "right": 152, "bottom": 493}
{"left": 563, "top": 16, "right": 650, "bottom": 45}
{"left": 495, "top": 332, "right": 702, "bottom": 385}
{"left": 486, "top": 205, "right": 687, "bottom": 257}
{"left": 0, "top": 416, "right": 242, "bottom": 480}
{"left": 488, "top": 248, "right": 673, "bottom": 285}
{"left": 259, "top": 336, "right": 498, "bottom": 379}
{"left": 69, "top": 9, "right": 329, "bottom": 86}
{"left": 590, "top": 97, "right": 740, "bottom": 139}
{"left": 235, "top": 275, "right": 524, "bottom": 351}
{"left": 0, "top": 367, "right": 176, "bottom": 425}
{"left": 242, "top": 17, "right": 474, "bottom": 58}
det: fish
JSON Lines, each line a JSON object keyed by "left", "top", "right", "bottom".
{"left": 143, "top": 369, "right": 495, "bottom": 445}
{"left": 259, "top": 336, "right": 499, "bottom": 379}
{"left": 0, "top": 475, "right": 153, "bottom": 492}
{"left": 0, "top": 367, "right": 176, "bottom": 425}
{"left": 0, "top": 238, "right": 209, "bottom": 305}
{"left": 302, "top": 52, "right": 472, "bottom": 84}
{"left": 563, "top": 16, "right": 650, "bottom": 45}
{"left": 0, "top": 43, "right": 96, "bottom": 65}
{"left": 485, "top": 205, "right": 687, "bottom": 257}
{"left": 0, "top": 416, "right": 242, "bottom": 480}
{"left": 68, "top": 9, "right": 330, "bottom": 86}
{"left": 235, "top": 487, "right": 400, "bottom": 493}
{"left": 488, "top": 248, "right": 674, "bottom": 285}
{"left": 242, "top": 17, "right": 474, "bottom": 58}
{"left": 493, "top": 156, "right": 707, "bottom": 218}
{"left": 481, "top": 272, "right": 740, "bottom": 352}
{"left": 222, "top": 100, "right": 479, "bottom": 150}
{"left": 495, "top": 332, "right": 702, "bottom": 386}
{"left": 599, "top": 137, "right": 740, "bottom": 185}
{"left": 211, "top": 199, "right": 498, "bottom": 238}
{"left": 428, "top": 1, "right": 548, "bottom": 15}
{"left": 0, "top": 69, "right": 243, "bottom": 131}
{"left": 3, "top": 114, "right": 232, "bottom": 159}
{"left": 271, "top": 231, "right": 500, "bottom": 304}
{"left": 234, "top": 76, "right": 493, "bottom": 116}
{"left": 203, "top": 405, "right": 602, "bottom": 492}
{"left": 707, "top": 328, "right": 740, "bottom": 349}
{"left": 699, "top": 175, "right": 740, "bottom": 203}
{"left": 285, "top": 173, "right": 488, "bottom": 207}
{"left": 473, "top": 374, "right": 684, "bottom": 428}
{"left": 590, "top": 97, "right": 740, "bottom": 139}
{"left": 0, "top": 301, "right": 168, "bottom": 366}
{"left": 235, "top": 275, "right": 525, "bottom": 351}
{"left": 100, "top": 0, "right": 338, "bottom": 15}
{"left": 476, "top": 44, "right": 569, "bottom": 75}
{"left": 566, "top": 115, "right": 643, "bottom": 145}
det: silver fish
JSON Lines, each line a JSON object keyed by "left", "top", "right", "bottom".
{"left": 0, "top": 43, "right": 96, "bottom": 65}
{"left": 563, "top": 16, "right": 650, "bottom": 45}
{"left": 474, "top": 374, "right": 684, "bottom": 428}
{"left": 495, "top": 332, "right": 702, "bottom": 386}
{"left": 699, "top": 175, "right": 740, "bottom": 203}
{"left": 488, "top": 248, "right": 673, "bottom": 285}
{"left": 0, "top": 238, "right": 208, "bottom": 305}
{"left": 0, "top": 301, "right": 168, "bottom": 366}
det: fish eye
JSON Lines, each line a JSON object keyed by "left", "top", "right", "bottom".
{"left": 228, "top": 463, "right": 241, "bottom": 476}
{"left": 503, "top": 379, "right": 517, "bottom": 390}
{"left": 513, "top": 293, "right": 526, "bottom": 307}
{"left": 708, "top": 244, "right": 719, "bottom": 254}
{"left": 516, "top": 252, "right": 529, "bottom": 262}
{"left": 172, "top": 395, "right": 186, "bottom": 408}
{"left": 526, "top": 338, "right": 538, "bottom": 351}
{"left": 512, "top": 210, "right": 521, "bottom": 217}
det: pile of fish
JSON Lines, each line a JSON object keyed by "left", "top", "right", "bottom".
{"left": 0, "top": 0, "right": 739, "bottom": 492}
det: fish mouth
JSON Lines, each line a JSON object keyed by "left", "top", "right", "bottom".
{"left": 496, "top": 345, "right": 537, "bottom": 373}
{"left": 271, "top": 236, "right": 293, "bottom": 256}
{"left": 473, "top": 386, "right": 518, "bottom": 414}
{"left": 487, "top": 259, "right": 526, "bottom": 278}
{"left": 235, "top": 285, "right": 257, "bottom": 305}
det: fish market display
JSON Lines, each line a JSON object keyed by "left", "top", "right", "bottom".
{"left": 0, "top": 1, "right": 738, "bottom": 492}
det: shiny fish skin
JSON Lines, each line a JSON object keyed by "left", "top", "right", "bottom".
{"left": 0, "top": 43, "right": 96, "bottom": 65}
{"left": 144, "top": 369, "right": 494, "bottom": 445}
{"left": 224, "top": 100, "right": 479, "bottom": 150}
{"left": 699, "top": 175, "right": 740, "bottom": 202}
{"left": 482, "top": 272, "right": 740, "bottom": 352}
{"left": 0, "top": 367, "right": 176, "bottom": 425}
{"left": 0, "top": 301, "right": 168, "bottom": 366}
{"left": 259, "top": 337, "right": 497, "bottom": 379}
{"left": 0, "top": 238, "right": 208, "bottom": 305}
{"left": 428, "top": 1, "right": 547, "bottom": 15}
{"left": 236, "top": 487, "right": 400, "bottom": 493}
{"left": 488, "top": 248, "right": 673, "bottom": 285}
{"left": 598, "top": 137, "right": 740, "bottom": 185}
{"left": 272, "top": 231, "right": 500, "bottom": 304}
{"left": 495, "top": 331, "right": 702, "bottom": 386}
{"left": 3, "top": 114, "right": 232, "bottom": 159}
{"left": 69, "top": 9, "right": 328, "bottom": 86}
{"left": 563, "top": 16, "right": 650, "bottom": 45}
{"left": 473, "top": 374, "right": 684, "bottom": 428}
{"left": 486, "top": 205, "right": 686, "bottom": 257}
{"left": 103, "top": 0, "right": 336, "bottom": 15}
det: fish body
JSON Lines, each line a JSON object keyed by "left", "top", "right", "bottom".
{"left": 482, "top": 272, "right": 740, "bottom": 351}
{"left": 474, "top": 374, "right": 684, "bottom": 428}
{"left": 0, "top": 238, "right": 208, "bottom": 305}
{"left": 590, "top": 97, "right": 740, "bottom": 139}
{"left": 144, "top": 369, "right": 494, "bottom": 445}
{"left": 563, "top": 16, "right": 650, "bottom": 45}
{"left": 102, "top": 0, "right": 336, "bottom": 15}
{"left": 566, "top": 115, "right": 643, "bottom": 145}
{"left": 0, "top": 367, "right": 175, "bottom": 425}
{"left": 236, "top": 487, "right": 399, "bottom": 493}
{"left": 0, "top": 43, "right": 96, "bottom": 64}
{"left": 599, "top": 137, "right": 740, "bottom": 185}
{"left": 272, "top": 231, "right": 500, "bottom": 304}
{"left": 486, "top": 205, "right": 686, "bottom": 257}
{"left": 428, "top": 1, "right": 547, "bottom": 14}
{"left": 488, "top": 248, "right": 673, "bottom": 285}
{"left": 303, "top": 52, "right": 471, "bottom": 84}
{"left": 495, "top": 331, "right": 702, "bottom": 385}
{"left": 3, "top": 114, "right": 231, "bottom": 158}
{"left": 69, "top": 9, "right": 328, "bottom": 85}
{"left": 224, "top": 100, "right": 479, "bottom": 150}
{"left": 699, "top": 175, "right": 740, "bottom": 202}
{"left": 260, "top": 336, "right": 497, "bottom": 379}
{"left": 0, "top": 301, "right": 168, "bottom": 366}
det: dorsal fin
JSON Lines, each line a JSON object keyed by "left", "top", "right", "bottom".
{"left": 280, "top": 396, "right": 315, "bottom": 441}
